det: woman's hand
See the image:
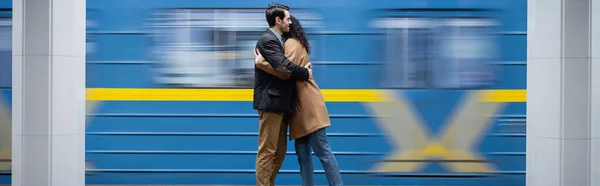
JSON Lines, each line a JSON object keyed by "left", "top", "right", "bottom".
{"left": 254, "top": 48, "right": 262, "bottom": 64}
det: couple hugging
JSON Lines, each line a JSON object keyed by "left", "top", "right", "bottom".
{"left": 252, "top": 3, "right": 343, "bottom": 186}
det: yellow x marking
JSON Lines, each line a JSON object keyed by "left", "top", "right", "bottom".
{"left": 365, "top": 90, "right": 505, "bottom": 173}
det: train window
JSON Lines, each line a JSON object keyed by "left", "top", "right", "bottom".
{"left": 235, "top": 31, "right": 263, "bottom": 87}
{"left": 375, "top": 18, "right": 434, "bottom": 89}
{"left": 372, "top": 17, "right": 497, "bottom": 89}
{"left": 150, "top": 9, "right": 323, "bottom": 88}
{"left": 0, "top": 18, "right": 11, "bottom": 88}
{"left": 431, "top": 18, "right": 497, "bottom": 89}
{"left": 86, "top": 18, "right": 96, "bottom": 55}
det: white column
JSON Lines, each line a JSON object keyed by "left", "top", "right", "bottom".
{"left": 527, "top": 0, "right": 600, "bottom": 186}
{"left": 11, "top": 0, "right": 86, "bottom": 185}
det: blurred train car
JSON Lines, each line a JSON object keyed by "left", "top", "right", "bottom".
{"left": 0, "top": 0, "right": 527, "bottom": 185}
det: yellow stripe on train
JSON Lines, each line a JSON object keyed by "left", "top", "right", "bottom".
{"left": 86, "top": 88, "right": 526, "bottom": 102}
{"left": 479, "top": 89, "right": 526, "bottom": 102}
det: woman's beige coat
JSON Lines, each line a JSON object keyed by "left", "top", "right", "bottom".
{"left": 256, "top": 38, "right": 331, "bottom": 140}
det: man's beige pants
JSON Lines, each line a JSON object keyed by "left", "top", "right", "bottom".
{"left": 256, "top": 110, "right": 288, "bottom": 186}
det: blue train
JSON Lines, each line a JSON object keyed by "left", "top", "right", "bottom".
{"left": 0, "top": 0, "right": 527, "bottom": 185}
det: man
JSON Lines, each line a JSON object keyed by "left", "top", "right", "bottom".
{"left": 253, "top": 3, "right": 312, "bottom": 186}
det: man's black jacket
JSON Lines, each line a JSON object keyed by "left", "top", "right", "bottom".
{"left": 253, "top": 29, "right": 310, "bottom": 114}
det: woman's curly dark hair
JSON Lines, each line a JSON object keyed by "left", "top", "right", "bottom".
{"left": 284, "top": 15, "right": 310, "bottom": 54}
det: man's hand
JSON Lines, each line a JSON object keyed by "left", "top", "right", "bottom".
{"left": 305, "top": 63, "right": 313, "bottom": 79}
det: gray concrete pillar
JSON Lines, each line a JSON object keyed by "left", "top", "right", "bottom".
{"left": 527, "top": 0, "right": 600, "bottom": 185}
{"left": 11, "top": 0, "right": 86, "bottom": 185}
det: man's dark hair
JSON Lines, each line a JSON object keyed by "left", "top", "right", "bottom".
{"left": 265, "top": 3, "right": 290, "bottom": 27}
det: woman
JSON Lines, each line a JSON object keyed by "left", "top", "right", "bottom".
{"left": 254, "top": 16, "right": 343, "bottom": 186}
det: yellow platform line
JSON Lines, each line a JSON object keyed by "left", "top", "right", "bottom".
{"left": 85, "top": 88, "right": 526, "bottom": 103}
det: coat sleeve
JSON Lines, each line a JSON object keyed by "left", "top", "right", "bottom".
{"left": 257, "top": 38, "right": 310, "bottom": 81}
{"left": 255, "top": 57, "right": 292, "bottom": 80}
